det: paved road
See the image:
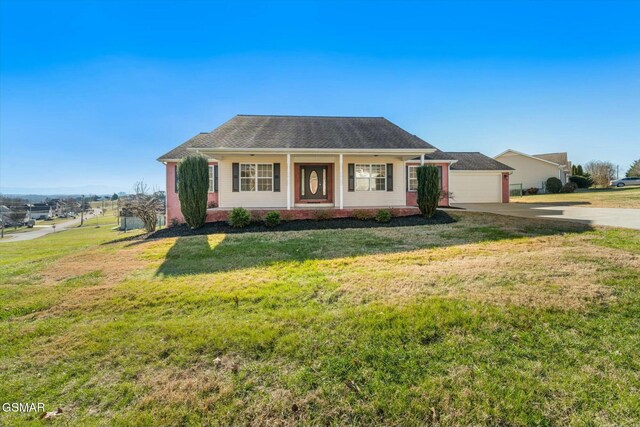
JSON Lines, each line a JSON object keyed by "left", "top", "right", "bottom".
{"left": 0, "top": 211, "right": 98, "bottom": 243}
{"left": 453, "top": 203, "right": 640, "bottom": 230}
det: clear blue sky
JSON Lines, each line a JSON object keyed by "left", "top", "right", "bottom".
{"left": 1, "top": 0, "right": 638, "bottom": 194}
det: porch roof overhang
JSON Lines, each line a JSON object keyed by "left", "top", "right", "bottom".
{"left": 187, "top": 147, "right": 437, "bottom": 161}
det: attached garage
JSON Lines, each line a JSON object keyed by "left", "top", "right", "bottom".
{"left": 420, "top": 151, "right": 514, "bottom": 204}
{"left": 449, "top": 171, "right": 502, "bottom": 203}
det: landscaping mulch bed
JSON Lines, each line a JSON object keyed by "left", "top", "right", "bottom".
{"left": 148, "top": 210, "right": 455, "bottom": 239}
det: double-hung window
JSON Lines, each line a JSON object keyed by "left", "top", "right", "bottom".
{"left": 408, "top": 166, "right": 418, "bottom": 191}
{"left": 407, "top": 165, "right": 443, "bottom": 191}
{"left": 240, "top": 163, "right": 273, "bottom": 192}
{"left": 355, "top": 164, "right": 386, "bottom": 191}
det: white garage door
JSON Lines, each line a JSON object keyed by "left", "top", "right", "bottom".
{"left": 449, "top": 172, "right": 502, "bottom": 203}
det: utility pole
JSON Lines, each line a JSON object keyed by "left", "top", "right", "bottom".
{"left": 80, "top": 195, "right": 85, "bottom": 226}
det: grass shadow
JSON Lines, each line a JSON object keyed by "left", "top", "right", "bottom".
{"left": 155, "top": 213, "right": 595, "bottom": 277}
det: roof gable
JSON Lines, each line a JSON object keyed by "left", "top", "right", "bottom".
{"left": 495, "top": 149, "right": 565, "bottom": 167}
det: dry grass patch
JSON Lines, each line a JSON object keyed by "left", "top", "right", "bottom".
{"left": 329, "top": 234, "right": 628, "bottom": 310}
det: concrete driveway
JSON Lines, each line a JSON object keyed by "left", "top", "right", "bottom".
{"left": 453, "top": 203, "right": 640, "bottom": 230}
{"left": 0, "top": 210, "right": 98, "bottom": 243}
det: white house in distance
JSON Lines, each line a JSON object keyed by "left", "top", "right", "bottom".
{"left": 494, "top": 150, "right": 572, "bottom": 191}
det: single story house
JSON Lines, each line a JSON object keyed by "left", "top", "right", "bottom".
{"left": 27, "top": 203, "right": 53, "bottom": 220}
{"left": 158, "top": 115, "right": 513, "bottom": 224}
{"left": 494, "top": 149, "right": 571, "bottom": 191}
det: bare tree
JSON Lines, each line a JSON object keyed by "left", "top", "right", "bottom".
{"left": 122, "top": 181, "right": 163, "bottom": 232}
{"left": 8, "top": 209, "right": 27, "bottom": 229}
{"left": 584, "top": 160, "right": 616, "bottom": 187}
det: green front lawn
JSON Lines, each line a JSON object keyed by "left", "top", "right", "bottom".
{"left": 1, "top": 212, "right": 639, "bottom": 426}
{"left": 512, "top": 186, "right": 640, "bottom": 208}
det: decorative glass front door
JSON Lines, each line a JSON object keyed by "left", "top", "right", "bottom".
{"left": 300, "top": 165, "right": 328, "bottom": 200}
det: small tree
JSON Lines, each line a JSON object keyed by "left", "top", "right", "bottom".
{"left": 111, "top": 193, "right": 119, "bottom": 201}
{"left": 178, "top": 155, "right": 209, "bottom": 229}
{"left": 627, "top": 159, "right": 640, "bottom": 177}
{"left": 416, "top": 165, "right": 440, "bottom": 218}
{"left": 123, "top": 182, "right": 163, "bottom": 232}
{"left": 585, "top": 160, "right": 616, "bottom": 187}
{"left": 576, "top": 164, "right": 584, "bottom": 176}
{"left": 8, "top": 209, "right": 27, "bottom": 228}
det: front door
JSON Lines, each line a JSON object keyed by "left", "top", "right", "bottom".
{"left": 300, "top": 165, "right": 328, "bottom": 201}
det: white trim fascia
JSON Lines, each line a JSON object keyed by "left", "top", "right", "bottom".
{"left": 187, "top": 147, "right": 436, "bottom": 155}
{"left": 404, "top": 159, "right": 459, "bottom": 165}
{"left": 158, "top": 158, "right": 221, "bottom": 163}
{"left": 449, "top": 170, "right": 512, "bottom": 174}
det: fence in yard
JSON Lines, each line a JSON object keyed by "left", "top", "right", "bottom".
{"left": 509, "top": 183, "right": 523, "bottom": 197}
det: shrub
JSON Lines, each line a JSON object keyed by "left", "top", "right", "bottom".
{"left": 375, "top": 209, "right": 392, "bottom": 223}
{"left": 417, "top": 165, "right": 440, "bottom": 218}
{"left": 170, "top": 217, "right": 180, "bottom": 227}
{"left": 569, "top": 175, "right": 592, "bottom": 189}
{"left": 352, "top": 209, "right": 374, "bottom": 220}
{"left": 524, "top": 187, "right": 539, "bottom": 195}
{"left": 545, "top": 177, "right": 563, "bottom": 194}
{"left": 207, "top": 201, "right": 217, "bottom": 209}
{"left": 228, "top": 207, "right": 251, "bottom": 228}
{"left": 264, "top": 211, "right": 281, "bottom": 228}
{"left": 312, "top": 209, "right": 334, "bottom": 220}
{"left": 561, "top": 182, "right": 577, "bottom": 193}
{"left": 178, "top": 155, "right": 209, "bottom": 229}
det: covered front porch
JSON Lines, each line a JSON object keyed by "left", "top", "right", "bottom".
{"left": 165, "top": 148, "right": 452, "bottom": 224}
{"left": 192, "top": 149, "right": 433, "bottom": 211}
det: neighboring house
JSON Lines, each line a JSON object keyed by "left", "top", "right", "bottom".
{"left": 158, "top": 115, "right": 512, "bottom": 224}
{"left": 27, "top": 203, "right": 53, "bottom": 220}
{"left": 494, "top": 150, "right": 572, "bottom": 191}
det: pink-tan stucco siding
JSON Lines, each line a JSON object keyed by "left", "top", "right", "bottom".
{"left": 404, "top": 162, "right": 450, "bottom": 207}
{"left": 165, "top": 161, "right": 218, "bottom": 224}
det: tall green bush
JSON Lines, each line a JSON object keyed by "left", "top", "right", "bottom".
{"left": 569, "top": 175, "right": 592, "bottom": 189}
{"left": 177, "top": 155, "right": 209, "bottom": 229}
{"left": 545, "top": 177, "right": 563, "bottom": 194}
{"left": 417, "top": 165, "right": 440, "bottom": 218}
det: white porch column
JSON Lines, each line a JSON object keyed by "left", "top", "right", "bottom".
{"left": 286, "top": 153, "right": 292, "bottom": 210}
{"left": 339, "top": 153, "right": 344, "bottom": 209}
{"left": 420, "top": 153, "right": 425, "bottom": 165}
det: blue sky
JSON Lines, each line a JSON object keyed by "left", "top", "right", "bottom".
{"left": 1, "top": 0, "right": 638, "bottom": 194}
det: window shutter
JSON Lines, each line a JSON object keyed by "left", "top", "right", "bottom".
{"left": 405, "top": 165, "right": 409, "bottom": 191}
{"left": 437, "top": 166, "right": 443, "bottom": 190}
{"left": 213, "top": 165, "right": 219, "bottom": 192}
{"left": 348, "top": 163, "right": 355, "bottom": 192}
{"left": 232, "top": 163, "right": 239, "bottom": 192}
{"left": 174, "top": 165, "right": 179, "bottom": 193}
{"left": 386, "top": 163, "right": 393, "bottom": 191}
{"left": 273, "top": 163, "right": 280, "bottom": 192}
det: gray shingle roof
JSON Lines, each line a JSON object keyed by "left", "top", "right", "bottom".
{"left": 419, "top": 151, "right": 513, "bottom": 170}
{"left": 158, "top": 115, "right": 434, "bottom": 160}
{"left": 533, "top": 152, "right": 568, "bottom": 166}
